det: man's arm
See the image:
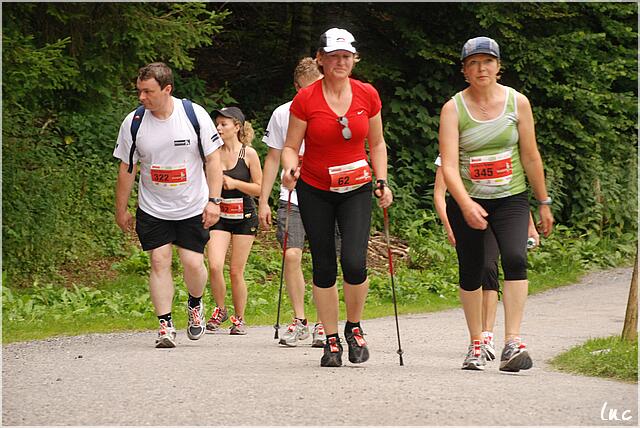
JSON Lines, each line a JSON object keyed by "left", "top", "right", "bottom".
{"left": 259, "top": 147, "right": 282, "bottom": 229}
{"left": 115, "top": 162, "right": 137, "bottom": 233}
{"left": 203, "top": 149, "right": 223, "bottom": 228}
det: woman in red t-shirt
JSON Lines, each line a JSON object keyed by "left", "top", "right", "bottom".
{"left": 282, "top": 28, "right": 393, "bottom": 367}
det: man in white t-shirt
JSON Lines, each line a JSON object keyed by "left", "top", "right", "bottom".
{"left": 259, "top": 57, "right": 326, "bottom": 347}
{"left": 113, "top": 62, "right": 224, "bottom": 348}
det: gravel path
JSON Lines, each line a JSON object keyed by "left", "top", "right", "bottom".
{"left": 3, "top": 267, "right": 637, "bottom": 426}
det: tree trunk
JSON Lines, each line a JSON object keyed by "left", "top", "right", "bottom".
{"left": 621, "top": 250, "right": 638, "bottom": 342}
{"left": 288, "top": 3, "right": 314, "bottom": 64}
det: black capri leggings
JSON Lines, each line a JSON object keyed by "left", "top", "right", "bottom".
{"left": 481, "top": 228, "right": 500, "bottom": 292}
{"left": 296, "top": 178, "right": 372, "bottom": 288}
{"left": 447, "top": 191, "right": 529, "bottom": 291}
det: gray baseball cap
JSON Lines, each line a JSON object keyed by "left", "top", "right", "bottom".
{"left": 461, "top": 36, "right": 500, "bottom": 61}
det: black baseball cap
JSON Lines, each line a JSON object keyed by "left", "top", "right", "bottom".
{"left": 212, "top": 106, "right": 245, "bottom": 125}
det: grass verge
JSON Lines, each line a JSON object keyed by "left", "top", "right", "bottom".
{"left": 549, "top": 335, "right": 638, "bottom": 383}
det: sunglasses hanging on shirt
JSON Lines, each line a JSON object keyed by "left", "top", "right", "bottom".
{"left": 337, "top": 116, "right": 352, "bottom": 141}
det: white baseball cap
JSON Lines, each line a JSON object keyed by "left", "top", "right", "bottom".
{"left": 319, "top": 28, "right": 357, "bottom": 54}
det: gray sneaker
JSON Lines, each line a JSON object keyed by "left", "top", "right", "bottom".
{"left": 499, "top": 338, "right": 533, "bottom": 372}
{"left": 186, "top": 302, "right": 205, "bottom": 340}
{"left": 155, "top": 320, "right": 177, "bottom": 348}
{"left": 279, "top": 318, "right": 310, "bottom": 347}
{"left": 229, "top": 315, "right": 247, "bottom": 335}
{"left": 311, "top": 323, "right": 326, "bottom": 348}
{"left": 483, "top": 336, "right": 496, "bottom": 361}
{"left": 462, "top": 340, "right": 486, "bottom": 370}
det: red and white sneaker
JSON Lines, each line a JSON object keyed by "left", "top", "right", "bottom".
{"left": 155, "top": 320, "right": 176, "bottom": 348}
{"left": 462, "top": 340, "right": 486, "bottom": 370}
{"left": 499, "top": 337, "right": 533, "bottom": 372}
{"left": 229, "top": 315, "right": 247, "bottom": 335}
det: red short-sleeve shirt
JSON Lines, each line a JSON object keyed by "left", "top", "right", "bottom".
{"left": 290, "top": 78, "right": 382, "bottom": 190}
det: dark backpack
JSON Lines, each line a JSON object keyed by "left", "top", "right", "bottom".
{"left": 127, "top": 98, "right": 205, "bottom": 173}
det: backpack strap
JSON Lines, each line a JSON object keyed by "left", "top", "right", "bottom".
{"left": 128, "top": 105, "right": 146, "bottom": 173}
{"left": 182, "top": 98, "right": 206, "bottom": 168}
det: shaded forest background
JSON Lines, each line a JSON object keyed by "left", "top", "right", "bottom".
{"left": 2, "top": 2, "right": 637, "bottom": 285}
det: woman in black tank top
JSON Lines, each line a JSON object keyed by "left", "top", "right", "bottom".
{"left": 206, "top": 107, "right": 262, "bottom": 335}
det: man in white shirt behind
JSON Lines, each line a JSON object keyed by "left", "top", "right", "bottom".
{"left": 259, "top": 57, "right": 326, "bottom": 347}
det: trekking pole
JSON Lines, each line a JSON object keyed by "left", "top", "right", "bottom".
{"left": 378, "top": 182, "right": 404, "bottom": 366}
{"left": 274, "top": 188, "right": 293, "bottom": 339}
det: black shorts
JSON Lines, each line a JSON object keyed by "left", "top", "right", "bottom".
{"left": 135, "top": 207, "right": 210, "bottom": 253}
{"left": 210, "top": 211, "right": 258, "bottom": 236}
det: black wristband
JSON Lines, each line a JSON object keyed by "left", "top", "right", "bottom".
{"left": 209, "top": 197, "right": 223, "bottom": 205}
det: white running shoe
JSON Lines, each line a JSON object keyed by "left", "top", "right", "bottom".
{"left": 482, "top": 335, "right": 496, "bottom": 361}
{"left": 462, "top": 340, "right": 486, "bottom": 370}
{"left": 155, "top": 320, "right": 176, "bottom": 348}
{"left": 279, "top": 318, "right": 310, "bottom": 347}
{"left": 187, "top": 302, "right": 206, "bottom": 340}
{"left": 311, "top": 323, "right": 326, "bottom": 348}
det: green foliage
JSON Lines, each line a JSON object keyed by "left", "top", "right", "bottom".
{"left": 2, "top": 281, "right": 155, "bottom": 323}
{"left": 2, "top": 111, "right": 125, "bottom": 282}
{"left": 2, "top": 3, "right": 231, "bottom": 283}
{"left": 550, "top": 335, "right": 638, "bottom": 383}
{"left": 112, "top": 247, "right": 151, "bottom": 276}
{"left": 2, "top": 3, "right": 229, "bottom": 113}
{"left": 2, "top": 3, "right": 637, "bottom": 287}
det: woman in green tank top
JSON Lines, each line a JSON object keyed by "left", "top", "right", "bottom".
{"left": 439, "top": 36, "right": 554, "bottom": 372}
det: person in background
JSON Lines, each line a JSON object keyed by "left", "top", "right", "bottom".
{"left": 439, "top": 36, "right": 553, "bottom": 371}
{"left": 113, "top": 62, "right": 223, "bottom": 348}
{"left": 281, "top": 28, "right": 393, "bottom": 367}
{"left": 259, "top": 57, "right": 326, "bottom": 347}
{"left": 206, "top": 107, "right": 262, "bottom": 335}
{"left": 433, "top": 154, "right": 539, "bottom": 361}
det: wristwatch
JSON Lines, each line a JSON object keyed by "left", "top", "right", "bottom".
{"left": 209, "top": 197, "right": 223, "bottom": 205}
{"left": 537, "top": 197, "right": 552, "bottom": 206}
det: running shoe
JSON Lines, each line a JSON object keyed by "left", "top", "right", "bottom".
{"left": 345, "top": 326, "right": 369, "bottom": 364}
{"left": 155, "top": 320, "right": 177, "bottom": 348}
{"left": 482, "top": 335, "right": 496, "bottom": 361}
{"left": 206, "top": 306, "right": 228, "bottom": 333}
{"left": 499, "top": 337, "right": 533, "bottom": 372}
{"left": 311, "top": 323, "right": 326, "bottom": 348}
{"left": 186, "top": 302, "right": 206, "bottom": 340}
{"left": 229, "top": 315, "right": 247, "bottom": 335}
{"left": 462, "top": 340, "right": 486, "bottom": 370}
{"left": 279, "top": 318, "right": 310, "bottom": 347}
{"left": 320, "top": 336, "right": 343, "bottom": 367}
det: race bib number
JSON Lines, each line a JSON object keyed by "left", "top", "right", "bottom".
{"left": 220, "top": 198, "right": 244, "bottom": 220}
{"left": 469, "top": 150, "right": 513, "bottom": 186}
{"left": 150, "top": 164, "right": 187, "bottom": 187}
{"left": 328, "top": 159, "right": 372, "bottom": 193}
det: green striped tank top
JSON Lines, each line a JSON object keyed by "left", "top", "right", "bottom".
{"left": 453, "top": 86, "right": 526, "bottom": 199}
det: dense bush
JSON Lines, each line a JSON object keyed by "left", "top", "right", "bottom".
{"left": 2, "top": 3, "right": 637, "bottom": 285}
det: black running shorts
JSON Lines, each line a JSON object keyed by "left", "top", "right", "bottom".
{"left": 135, "top": 207, "right": 210, "bottom": 253}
